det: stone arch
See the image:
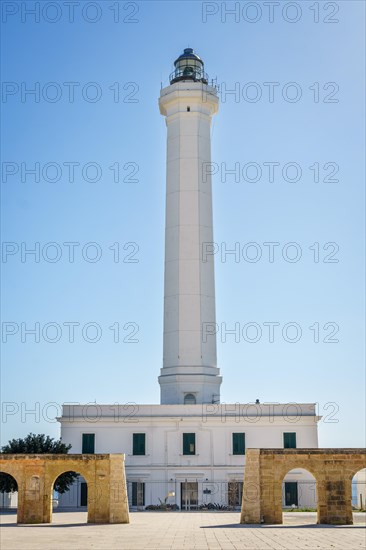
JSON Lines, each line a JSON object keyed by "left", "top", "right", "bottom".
{"left": 241, "top": 449, "right": 366, "bottom": 525}
{"left": 45, "top": 462, "right": 102, "bottom": 524}
{"left": 276, "top": 461, "right": 319, "bottom": 482}
{"left": 49, "top": 467, "right": 92, "bottom": 497}
{"left": 0, "top": 468, "right": 19, "bottom": 518}
{"left": 261, "top": 458, "right": 320, "bottom": 524}
{"left": 283, "top": 468, "right": 317, "bottom": 508}
{"left": 0, "top": 465, "right": 20, "bottom": 488}
{"left": 350, "top": 467, "right": 366, "bottom": 510}
{"left": 347, "top": 462, "right": 366, "bottom": 482}
{"left": 51, "top": 469, "right": 85, "bottom": 515}
{"left": 0, "top": 454, "right": 129, "bottom": 524}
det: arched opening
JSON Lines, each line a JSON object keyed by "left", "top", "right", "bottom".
{"left": 52, "top": 471, "right": 86, "bottom": 524}
{"left": 351, "top": 468, "right": 366, "bottom": 520}
{"left": 184, "top": 393, "right": 196, "bottom": 405}
{"left": 0, "top": 472, "right": 18, "bottom": 520}
{"left": 282, "top": 468, "right": 317, "bottom": 524}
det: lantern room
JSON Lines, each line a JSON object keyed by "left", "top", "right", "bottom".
{"left": 170, "top": 48, "right": 208, "bottom": 84}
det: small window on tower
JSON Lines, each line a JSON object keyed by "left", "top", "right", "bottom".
{"left": 187, "top": 106, "right": 190, "bottom": 112}
{"left": 184, "top": 393, "right": 196, "bottom": 405}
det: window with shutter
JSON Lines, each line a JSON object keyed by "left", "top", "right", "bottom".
{"left": 133, "top": 433, "right": 146, "bottom": 455}
{"left": 283, "top": 432, "right": 297, "bottom": 448}
{"left": 183, "top": 433, "right": 196, "bottom": 455}
{"left": 232, "top": 433, "right": 245, "bottom": 455}
{"left": 82, "top": 433, "right": 95, "bottom": 454}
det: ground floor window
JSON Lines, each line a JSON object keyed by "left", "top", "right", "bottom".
{"left": 228, "top": 481, "right": 243, "bottom": 507}
{"left": 284, "top": 482, "right": 298, "bottom": 506}
{"left": 131, "top": 482, "right": 145, "bottom": 507}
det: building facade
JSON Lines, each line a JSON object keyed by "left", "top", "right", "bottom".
{"left": 58, "top": 403, "right": 319, "bottom": 509}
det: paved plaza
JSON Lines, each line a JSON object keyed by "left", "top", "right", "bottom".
{"left": 0, "top": 511, "right": 365, "bottom": 550}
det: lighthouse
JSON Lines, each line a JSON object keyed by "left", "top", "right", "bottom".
{"left": 58, "top": 49, "right": 320, "bottom": 511}
{"left": 158, "top": 48, "right": 222, "bottom": 405}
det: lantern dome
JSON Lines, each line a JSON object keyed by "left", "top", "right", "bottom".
{"left": 170, "top": 48, "right": 208, "bottom": 85}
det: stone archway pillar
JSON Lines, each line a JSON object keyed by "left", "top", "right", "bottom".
{"left": 317, "top": 469, "right": 353, "bottom": 524}
{"left": 85, "top": 454, "right": 129, "bottom": 524}
{"left": 240, "top": 449, "right": 261, "bottom": 523}
{"left": 17, "top": 462, "right": 50, "bottom": 524}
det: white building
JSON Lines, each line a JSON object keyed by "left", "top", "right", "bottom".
{"left": 58, "top": 49, "right": 320, "bottom": 510}
{"left": 59, "top": 403, "right": 319, "bottom": 510}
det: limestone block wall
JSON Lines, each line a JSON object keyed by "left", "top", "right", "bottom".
{"left": 0, "top": 454, "right": 129, "bottom": 524}
{"left": 241, "top": 449, "right": 366, "bottom": 525}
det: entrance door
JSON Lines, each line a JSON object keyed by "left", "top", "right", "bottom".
{"left": 284, "top": 482, "right": 298, "bottom": 506}
{"left": 181, "top": 482, "right": 198, "bottom": 510}
{"left": 80, "top": 482, "right": 88, "bottom": 507}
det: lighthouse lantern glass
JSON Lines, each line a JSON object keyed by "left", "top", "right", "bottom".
{"left": 176, "top": 58, "right": 201, "bottom": 78}
{"left": 170, "top": 48, "right": 208, "bottom": 84}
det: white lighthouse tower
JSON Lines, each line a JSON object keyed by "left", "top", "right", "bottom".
{"left": 158, "top": 48, "right": 222, "bottom": 405}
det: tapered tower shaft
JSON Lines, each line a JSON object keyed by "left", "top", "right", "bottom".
{"left": 158, "top": 49, "right": 222, "bottom": 405}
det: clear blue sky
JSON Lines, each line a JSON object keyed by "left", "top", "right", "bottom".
{"left": 1, "top": 1, "right": 365, "bottom": 448}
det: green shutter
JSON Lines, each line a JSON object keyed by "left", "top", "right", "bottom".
{"left": 183, "top": 433, "right": 195, "bottom": 455}
{"left": 284, "top": 432, "right": 296, "bottom": 448}
{"left": 82, "top": 433, "right": 95, "bottom": 454}
{"left": 133, "top": 433, "right": 146, "bottom": 455}
{"left": 232, "top": 433, "right": 245, "bottom": 455}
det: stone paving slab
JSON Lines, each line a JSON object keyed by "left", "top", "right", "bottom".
{"left": 0, "top": 511, "right": 365, "bottom": 550}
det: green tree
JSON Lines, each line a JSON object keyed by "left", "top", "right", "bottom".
{"left": 0, "top": 433, "right": 78, "bottom": 493}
